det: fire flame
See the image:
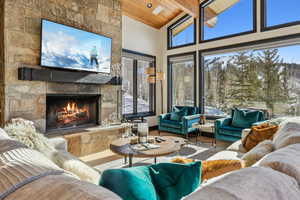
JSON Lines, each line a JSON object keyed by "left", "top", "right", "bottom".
{"left": 57, "top": 101, "right": 90, "bottom": 125}
{"left": 66, "top": 102, "right": 79, "bottom": 113}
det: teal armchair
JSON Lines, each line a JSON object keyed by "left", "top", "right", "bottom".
{"left": 158, "top": 106, "right": 200, "bottom": 137}
{"left": 215, "top": 109, "right": 265, "bottom": 142}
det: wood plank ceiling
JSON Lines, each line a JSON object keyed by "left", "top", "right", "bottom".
{"left": 121, "top": 0, "right": 200, "bottom": 29}
{"left": 122, "top": 0, "right": 240, "bottom": 30}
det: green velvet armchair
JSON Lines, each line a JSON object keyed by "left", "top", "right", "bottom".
{"left": 158, "top": 106, "right": 200, "bottom": 137}
{"left": 215, "top": 108, "right": 265, "bottom": 142}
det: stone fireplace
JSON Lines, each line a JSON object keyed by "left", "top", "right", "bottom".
{"left": 0, "top": 0, "right": 122, "bottom": 132}
{"left": 46, "top": 94, "right": 101, "bottom": 134}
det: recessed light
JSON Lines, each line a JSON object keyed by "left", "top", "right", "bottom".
{"left": 152, "top": 5, "right": 164, "bottom": 15}
{"left": 147, "top": 3, "right": 153, "bottom": 8}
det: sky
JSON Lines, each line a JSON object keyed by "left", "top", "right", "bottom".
{"left": 174, "top": 0, "right": 300, "bottom": 64}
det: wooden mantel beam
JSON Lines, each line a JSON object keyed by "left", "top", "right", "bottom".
{"left": 168, "top": 0, "right": 199, "bottom": 17}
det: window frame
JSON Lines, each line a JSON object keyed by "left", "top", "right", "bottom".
{"left": 199, "top": 0, "right": 257, "bottom": 43}
{"left": 167, "top": 51, "right": 197, "bottom": 112}
{"left": 261, "top": 0, "right": 300, "bottom": 32}
{"left": 167, "top": 14, "right": 197, "bottom": 50}
{"left": 198, "top": 32, "right": 300, "bottom": 117}
{"left": 122, "top": 49, "right": 156, "bottom": 119}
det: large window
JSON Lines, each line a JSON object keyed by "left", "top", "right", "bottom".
{"left": 168, "top": 52, "right": 196, "bottom": 110}
{"left": 203, "top": 44, "right": 300, "bottom": 118}
{"left": 201, "top": 0, "right": 255, "bottom": 42}
{"left": 262, "top": 0, "right": 300, "bottom": 30}
{"left": 122, "top": 50, "right": 156, "bottom": 117}
{"left": 167, "top": 15, "right": 196, "bottom": 49}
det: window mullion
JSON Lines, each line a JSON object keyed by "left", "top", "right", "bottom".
{"left": 133, "top": 60, "right": 138, "bottom": 114}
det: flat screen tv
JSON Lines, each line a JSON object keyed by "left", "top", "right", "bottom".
{"left": 41, "top": 19, "right": 112, "bottom": 73}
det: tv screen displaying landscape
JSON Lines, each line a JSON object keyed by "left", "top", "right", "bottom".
{"left": 41, "top": 20, "right": 112, "bottom": 73}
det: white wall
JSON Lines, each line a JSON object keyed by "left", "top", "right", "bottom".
{"left": 122, "top": 15, "right": 162, "bottom": 56}
{"left": 122, "top": 15, "right": 163, "bottom": 126}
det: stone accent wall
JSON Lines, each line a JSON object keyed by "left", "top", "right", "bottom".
{"left": 2, "top": 0, "right": 122, "bottom": 132}
{"left": 0, "top": 0, "right": 4, "bottom": 127}
{"left": 64, "top": 125, "right": 126, "bottom": 157}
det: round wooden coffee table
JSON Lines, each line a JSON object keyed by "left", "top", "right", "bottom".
{"left": 110, "top": 136, "right": 187, "bottom": 167}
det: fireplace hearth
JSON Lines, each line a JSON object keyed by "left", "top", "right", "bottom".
{"left": 46, "top": 94, "right": 100, "bottom": 133}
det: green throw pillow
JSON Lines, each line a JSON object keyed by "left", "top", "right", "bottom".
{"left": 99, "top": 166, "right": 158, "bottom": 200}
{"left": 149, "top": 161, "right": 202, "bottom": 200}
{"left": 232, "top": 108, "right": 260, "bottom": 128}
{"left": 170, "top": 107, "right": 188, "bottom": 121}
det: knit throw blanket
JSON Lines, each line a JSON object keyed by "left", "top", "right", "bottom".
{"left": 0, "top": 139, "right": 64, "bottom": 199}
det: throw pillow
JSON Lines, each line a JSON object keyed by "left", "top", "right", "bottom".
{"left": 171, "top": 157, "right": 195, "bottom": 164}
{"left": 243, "top": 123, "right": 278, "bottom": 151}
{"left": 150, "top": 162, "right": 202, "bottom": 200}
{"left": 231, "top": 108, "right": 260, "bottom": 129}
{"left": 171, "top": 158, "right": 244, "bottom": 182}
{"left": 242, "top": 140, "right": 274, "bottom": 167}
{"left": 100, "top": 166, "right": 158, "bottom": 200}
{"left": 201, "top": 160, "right": 245, "bottom": 181}
{"left": 0, "top": 128, "right": 10, "bottom": 139}
{"left": 170, "top": 107, "right": 187, "bottom": 121}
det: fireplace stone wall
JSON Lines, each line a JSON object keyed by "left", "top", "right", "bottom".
{"left": 1, "top": 0, "right": 122, "bottom": 132}
{"left": 0, "top": 0, "right": 5, "bottom": 127}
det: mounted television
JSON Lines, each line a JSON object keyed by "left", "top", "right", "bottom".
{"left": 41, "top": 19, "right": 112, "bottom": 73}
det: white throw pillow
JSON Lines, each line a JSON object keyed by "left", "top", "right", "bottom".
{"left": 184, "top": 167, "right": 300, "bottom": 200}
{"left": 257, "top": 143, "right": 300, "bottom": 185}
{"left": 0, "top": 128, "right": 10, "bottom": 140}
{"left": 242, "top": 140, "right": 274, "bottom": 167}
{"left": 226, "top": 140, "right": 247, "bottom": 153}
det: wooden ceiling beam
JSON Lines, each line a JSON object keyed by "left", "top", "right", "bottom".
{"left": 167, "top": 0, "right": 199, "bottom": 17}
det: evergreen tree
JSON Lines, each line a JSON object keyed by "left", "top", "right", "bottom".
{"left": 228, "top": 51, "right": 260, "bottom": 108}
{"left": 216, "top": 62, "right": 227, "bottom": 112}
{"left": 256, "top": 49, "right": 287, "bottom": 117}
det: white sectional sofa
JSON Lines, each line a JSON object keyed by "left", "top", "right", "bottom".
{"left": 1, "top": 117, "right": 300, "bottom": 200}
{"left": 184, "top": 118, "right": 300, "bottom": 200}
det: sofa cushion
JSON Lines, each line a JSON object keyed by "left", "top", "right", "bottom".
{"left": 257, "top": 143, "right": 300, "bottom": 185}
{"left": 150, "top": 162, "right": 202, "bottom": 200}
{"left": 4, "top": 118, "right": 100, "bottom": 184}
{"left": 100, "top": 166, "right": 158, "bottom": 200}
{"left": 220, "top": 125, "right": 243, "bottom": 132}
{"left": 232, "top": 109, "right": 260, "bottom": 129}
{"left": 241, "top": 140, "right": 274, "bottom": 167}
{"left": 272, "top": 118, "right": 300, "bottom": 149}
{"left": 183, "top": 167, "right": 300, "bottom": 200}
{"left": 187, "top": 107, "right": 197, "bottom": 115}
{"left": 207, "top": 150, "right": 244, "bottom": 161}
{"left": 170, "top": 107, "right": 187, "bottom": 121}
{"left": 161, "top": 120, "right": 183, "bottom": 129}
{"left": 226, "top": 140, "right": 247, "bottom": 153}
{"left": 219, "top": 128, "right": 242, "bottom": 138}
{"left": 5, "top": 174, "right": 121, "bottom": 200}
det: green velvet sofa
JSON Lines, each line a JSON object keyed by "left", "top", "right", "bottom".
{"left": 158, "top": 106, "right": 200, "bottom": 137}
{"left": 215, "top": 108, "right": 265, "bottom": 142}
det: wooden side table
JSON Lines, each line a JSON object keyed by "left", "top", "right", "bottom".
{"left": 192, "top": 123, "right": 216, "bottom": 147}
